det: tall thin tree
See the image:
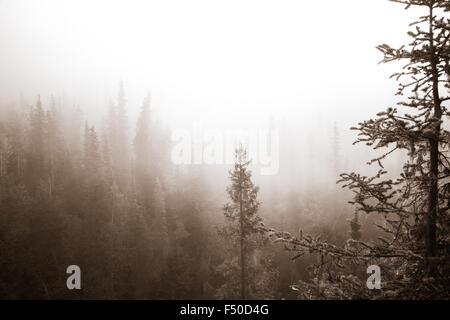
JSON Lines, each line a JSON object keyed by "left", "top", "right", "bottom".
{"left": 222, "top": 145, "right": 261, "bottom": 299}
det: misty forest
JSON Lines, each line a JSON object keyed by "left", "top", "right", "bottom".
{"left": 0, "top": 0, "right": 449, "bottom": 300}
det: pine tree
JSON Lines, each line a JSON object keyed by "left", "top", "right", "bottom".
{"left": 67, "top": 104, "right": 83, "bottom": 160}
{"left": 115, "top": 79, "right": 129, "bottom": 189}
{"left": 152, "top": 178, "right": 169, "bottom": 267}
{"left": 101, "top": 137, "right": 114, "bottom": 186}
{"left": 25, "top": 95, "right": 47, "bottom": 193}
{"left": 221, "top": 144, "right": 262, "bottom": 300}
{"left": 117, "top": 80, "right": 127, "bottom": 140}
{"left": 3, "top": 109, "right": 24, "bottom": 178}
{"left": 265, "top": 0, "right": 450, "bottom": 299}
{"left": 133, "top": 93, "right": 152, "bottom": 205}
{"left": 83, "top": 123, "right": 108, "bottom": 221}
{"left": 362, "top": 0, "right": 450, "bottom": 274}
{"left": 45, "top": 98, "right": 66, "bottom": 198}
{"left": 349, "top": 210, "right": 361, "bottom": 241}
{"left": 339, "top": 0, "right": 450, "bottom": 279}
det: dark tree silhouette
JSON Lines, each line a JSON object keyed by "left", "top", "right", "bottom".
{"left": 221, "top": 145, "right": 262, "bottom": 299}
{"left": 263, "top": 0, "right": 450, "bottom": 299}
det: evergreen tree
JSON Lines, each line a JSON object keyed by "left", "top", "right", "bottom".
{"left": 265, "top": 0, "right": 450, "bottom": 299}
{"left": 45, "top": 98, "right": 66, "bottom": 198}
{"left": 152, "top": 178, "right": 169, "bottom": 262}
{"left": 115, "top": 79, "right": 129, "bottom": 189}
{"left": 221, "top": 144, "right": 262, "bottom": 300}
{"left": 133, "top": 93, "right": 152, "bottom": 205}
{"left": 3, "top": 109, "right": 24, "bottom": 178}
{"left": 25, "top": 96, "right": 47, "bottom": 193}
{"left": 349, "top": 210, "right": 361, "bottom": 241}
{"left": 67, "top": 104, "right": 83, "bottom": 161}
{"left": 340, "top": 0, "right": 450, "bottom": 281}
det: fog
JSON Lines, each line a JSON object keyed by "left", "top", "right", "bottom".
{"left": 1, "top": 0, "right": 415, "bottom": 122}
{"left": 0, "top": 0, "right": 417, "bottom": 180}
{"left": 1, "top": 0, "right": 447, "bottom": 300}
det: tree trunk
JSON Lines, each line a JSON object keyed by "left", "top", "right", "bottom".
{"left": 427, "top": 4, "right": 440, "bottom": 275}
{"left": 239, "top": 164, "right": 246, "bottom": 300}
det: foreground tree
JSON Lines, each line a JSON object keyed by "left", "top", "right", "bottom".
{"left": 363, "top": 0, "right": 450, "bottom": 274}
{"left": 264, "top": 0, "right": 450, "bottom": 299}
{"left": 220, "top": 145, "right": 262, "bottom": 299}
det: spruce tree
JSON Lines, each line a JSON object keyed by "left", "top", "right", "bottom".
{"left": 25, "top": 96, "right": 47, "bottom": 193}
{"left": 152, "top": 177, "right": 169, "bottom": 268}
{"left": 265, "top": 0, "right": 450, "bottom": 299}
{"left": 339, "top": 0, "right": 449, "bottom": 278}
{"left": 221, "top": 144, "right": 262, "bottom": 300}
{"left": 349, "top": 210, "right": 361, "bottom": 241}
{"left": 133, "top": 93, "right": 152, "bottom": 205}
{"left": 115, "top": 79, "right": 129, "bottom": 189}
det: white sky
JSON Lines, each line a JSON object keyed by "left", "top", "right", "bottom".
{"left": 0, "top": 0, "right": 422, "bottom": 133}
